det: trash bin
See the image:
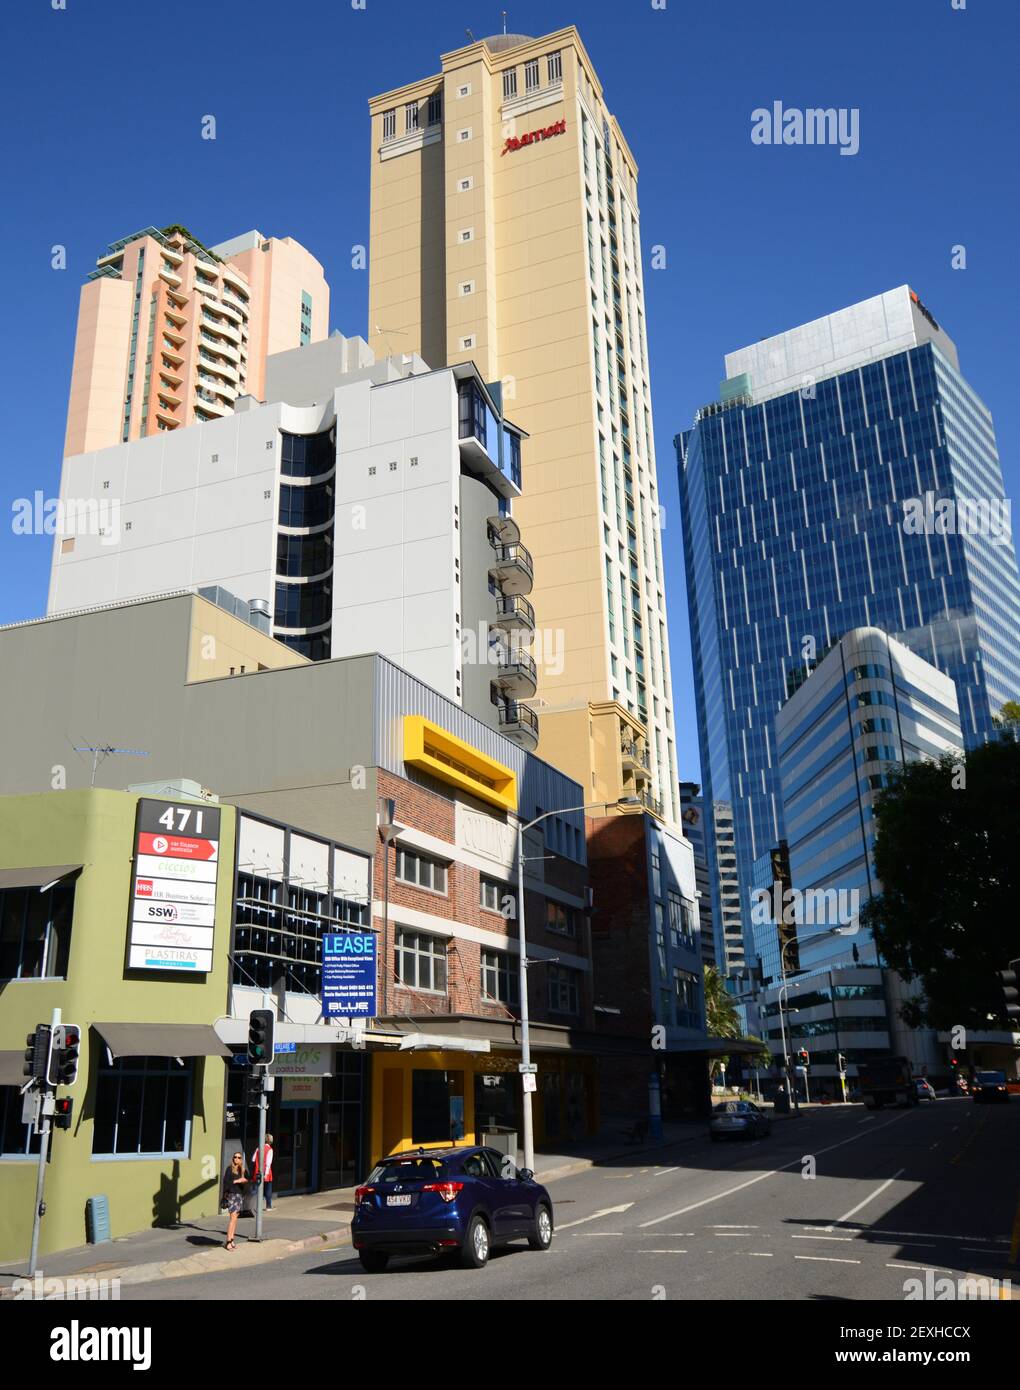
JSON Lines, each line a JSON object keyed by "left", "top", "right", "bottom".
{"left": 481, "top": 1127, "right": 518, "bottom": 1174}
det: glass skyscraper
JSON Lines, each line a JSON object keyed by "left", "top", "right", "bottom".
{"left": 675, "top": 287, "right": 1020, "bottom": 985}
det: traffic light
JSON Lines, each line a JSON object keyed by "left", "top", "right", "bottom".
{"left": 53, "top": 1097, "right": 74, "bottom": 1131}
{"left": 23, "top": 1025, "right": 51, "bottom": 1082}
{"left": 247, "top": 1009, "right": 275, "bottom": 1066}
{"left": 837, "top": 1053, "right": 847, "bottom": 1073}
{"left": 798, "top": 1048, "right": 810, "bottom": 1068}
{"left": 47, "top": 1024, "right": 81, "bottom": 1087}
{"left": 999, "top": 966, "right": 1019, "bottom": 1021}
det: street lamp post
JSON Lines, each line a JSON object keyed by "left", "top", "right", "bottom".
{"left": 516, "top": 796, "right": 639, "bottom": 1174}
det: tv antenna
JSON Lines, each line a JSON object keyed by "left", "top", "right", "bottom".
{"left": 73, "top": 742, "right": 150, "bottom": 787}
{"left": 373, "top": 323, "right": 408, "bottom": 360}
{"left": 502, "top": 11, "right": 508, "bottom": 35}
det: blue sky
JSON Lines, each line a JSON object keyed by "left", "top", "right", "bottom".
{"left": 2, "top": 0, "right": 1017, "bottom": 783}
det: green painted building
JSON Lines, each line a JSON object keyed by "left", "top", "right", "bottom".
{"left": 0, "top": 789, "right": 235, "bottom": 1263}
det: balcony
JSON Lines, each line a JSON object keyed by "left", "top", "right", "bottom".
{"left": 621, "top": 737, "right": 650, "bottom": 775}
{"left": 498, "top": 700, "right": 539, "bottom": 752}
{"left": 487, "top": 512, "right": 521, "bottom": 546}
{"left": 489, "top": 541, "right": 533, "bottom": 597}
{"left": 491, "top": 593, "right": 535, "bottom": 639}
{"left": 492, "top": 647, "right": 537, "bottom": 699}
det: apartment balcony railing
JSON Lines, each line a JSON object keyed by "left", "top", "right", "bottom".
{"left": 489, "top": 541, "right": 534, "bottom": 597}
{"left": 498, "top": 700, "right": 539, "bottom": 751}
{"left": 621, "top": 737, "right": 650, "bottom": 774}
{"left": 492, "top": 648, "right": 537, "bottom": 699}
{"left": 492, "top": 593, "right": 535, "bottom": 638}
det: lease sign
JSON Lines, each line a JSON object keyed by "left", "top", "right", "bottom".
{"left": 126, "top": 799, "right": 222, "bottom": 973}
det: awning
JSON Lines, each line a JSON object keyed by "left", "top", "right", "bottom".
{"left": 0, "top": 864, "right": 82, "bottom": 891}
{"left": 0, "top": 1052, "right": 28, "bottom": 1086}
{"left": 93, "top": 1023, "right": 231, "bottom": 1060}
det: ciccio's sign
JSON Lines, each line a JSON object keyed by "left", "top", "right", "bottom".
{"left": 503, "top": 118, "right": 566, "bottom": 154}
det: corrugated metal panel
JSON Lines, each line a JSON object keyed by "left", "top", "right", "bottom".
{"left": 373, "top": 656, "right": 586, "bottom": 861}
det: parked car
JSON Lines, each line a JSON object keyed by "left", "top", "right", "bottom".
{"left": 971, "top": 1070, "right": 1010, "bottom": 1104}
{"left": 709, "top": 1100, "right": 772, "bottom": 1141}
{"left": 914, "top": 1077, "right": 937, "bottom": 1101}
{"left": 350, "top": 1146, "right": 554, "bottom": 1271}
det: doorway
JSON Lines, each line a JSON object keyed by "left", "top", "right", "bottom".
{"left": 275, "top": 1105, "right": 319, "bottom": 1194}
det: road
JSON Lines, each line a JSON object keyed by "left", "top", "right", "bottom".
{"left": 122, "top": 1097, "right": 1019, "bottom": 1301}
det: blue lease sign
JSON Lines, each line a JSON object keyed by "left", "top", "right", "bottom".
{"left": 322, "top": 932, "right": 377, "bottom": 1018}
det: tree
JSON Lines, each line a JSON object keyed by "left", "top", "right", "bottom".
{"left": 703, "top": 966, "right": 741, "bottom": 1080}
{"left": 860, "top": 742, "right": 1020, "bottom": 1030}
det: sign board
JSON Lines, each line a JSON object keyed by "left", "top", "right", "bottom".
{"left": 518, "top": 1063, "right": 538, "bottom": 1074}
{"left": 522, "top": 1073, "right": 537, "bottom": 1094}
{"left": 282, "top": 1076, "right": 323, "bottom": 1103}
{"left": 127, "top": 799, "right": 221, "bottom": 973}
{"left": 322, "top": 932, "right": 377, "bottom": 1018}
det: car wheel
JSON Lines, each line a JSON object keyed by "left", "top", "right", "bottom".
{"left": 461, "top": 1214, "right": 491, "bottom": 1268}
{"left": 528, "top": 1204, "right": 553, "bottom": 1251}
{"left": 358, "top": 1249, "right": 389, "bottom": 1273}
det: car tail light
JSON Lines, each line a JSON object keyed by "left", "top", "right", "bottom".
{"left": 354, "top": 1185, "right": 376, "bottom": 1204}
{"left": 422, "top": 1181, "right": 464, "bottom": 1203}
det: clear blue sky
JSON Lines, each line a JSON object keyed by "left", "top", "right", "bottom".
{"left": 2, "top": 0, "right": 1017, "bottom": 784}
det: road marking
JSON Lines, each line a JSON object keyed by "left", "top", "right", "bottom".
{"left": 636, "top": 1249, "right": 688, "bottom": 1254}
{"left": 571, "top": 1231, "right": 625, "bottom": 1236}
{"left": 717, "top": 1231, "right": 754, "bottom": 1237}
{"left": 823, "top": 1168, "right": 905, "bottom": 1231}
{"left": 557, "top": 1203, "right": 634, "bottom": 1231}
{"left": 653, "top": 1167, "right": 679, "bottom": 1176}
{"left": 792, "top": 1234, "right": 853, "bottom": 1242}
{"left": 795, "top": 1255, "right": 861, "bottom": 1265}
{"left": 640, "top": 1110, "right": 912, "bottom": 1228}
{"left": 710, "top": 1223, "right": 758, "bottom": 1228}
{"left": 749, "top": 1252, "right": 774, "bottom": 1257}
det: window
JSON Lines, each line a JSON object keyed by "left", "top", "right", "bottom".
{"left": 674, "top": 969, "right": 700, "bottom": 1028}
{"left": 502, "top": 68, "right": 517, "bottom": 100}
{"left": 280, "top": 429, "right": 333, "bottom": 479}
{"left": 547, "top": 50, "right": 562, "bottom": 83}
{"left": 276, "top": 528, "right": 333, "bottom": 579}
{"left": 92, "top": 1056, "right": 193, "bottom": 1158}
{"left": 273, "top": 579, "right": 331, "bottom": 629}
{"left": 395, "top": 928, "right": 447, "bottom": 993}
{"left": 481, "top": 949, "right": 520, "bottom": 1006}
{"left": 278, "top": 480, "right": 333, "bottom": 528}
{"left": 427, "top": 90, "right": 442, "bottom": 125}
{"left": 0, "top": 880, "right": 75, "bottom": 981}
{"left": 651, "top": 849, "right": 661, "bottom": 897}
{"left": 480, "top": 876, "right": 511, "bottom": 915}
{"left": 396, "top": 848, "right": 448, "bottom": 894}
{"left": 232, "top": 871, "right": 367, "bottom": 994}
{"left": 412, "top": 1069, "right": 463, "bottom": 1143}
{"left": 0, "top": 1087, "right": 41, "bottom": 1156}
{"left": 545, "top": 901, "right": 577, "bottom": 936}
{"left": 524, "top": 59, "right": 539, "bottom": 91}
{"left": 404, "top": 101, "right": 419, "bottom": 133}
{"left": 382, "top": 109, "right": 396, "bottom": 139}
{"left": 668, "top": 890, "right": 695, "bottom": 946}
{"left": 548, "top": 965, "right": 581, "bottom": 1015}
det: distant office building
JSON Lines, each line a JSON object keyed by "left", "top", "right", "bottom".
{"left": 678, "top": 782, "right": 717, "bottom": 970}
{"left": 368, "top": 27, "right": 680, "bottom": 824}
{"left": 760, "top": 627, "right": 964, "bottom": 1084}
{"left": 676, "top": 286, "right": 1020, "bottom": 986}
{"left": 49, "top": 334, "right": 536, "bottom": 745}
{"left": 64, "top": 224, "right": 329, "bottom": 455}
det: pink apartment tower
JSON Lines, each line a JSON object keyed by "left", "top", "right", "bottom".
{"left": 63, "top": 224, "right": 329, "bottom": 456}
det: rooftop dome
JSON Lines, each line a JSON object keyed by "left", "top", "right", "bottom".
{"left": 481, "top": 33, "right": 534, "bottom": 53}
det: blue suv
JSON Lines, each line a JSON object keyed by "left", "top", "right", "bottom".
{"left": 351, "top": 1145, "right": 554, "bottom": 1271}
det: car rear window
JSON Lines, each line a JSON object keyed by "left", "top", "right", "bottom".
{"left": 369, "top": 1157, "right": 448, "bottom": 1183}
{"left": 976, "top": 1071, "right": 1006, "bottom": 1084}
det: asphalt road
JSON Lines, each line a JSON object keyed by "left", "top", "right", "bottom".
{"left": 122, "top": 1097, "right": 1019, "bottom": 1301}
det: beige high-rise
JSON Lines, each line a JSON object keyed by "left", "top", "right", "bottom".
{"left": 368, "top": 27, "right": 678, "bottom": 823}
{"left": 64, "top": 225, "right": 329, "bottom": 457}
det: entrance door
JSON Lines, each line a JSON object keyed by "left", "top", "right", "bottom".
{"left": 276, "top": 1106, "right": 319, "bottom": 1194}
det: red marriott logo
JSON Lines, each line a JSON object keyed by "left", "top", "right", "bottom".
{"left": 503, "top": 118, "right": 566, "bottom": 153}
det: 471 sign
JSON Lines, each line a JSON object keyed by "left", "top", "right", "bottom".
{"left": 127, "top": 799, "right": 221, "bottom": 973}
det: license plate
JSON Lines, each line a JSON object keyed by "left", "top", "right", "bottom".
{"left": 386, "top": 1194, "right": 412, "bottom": 1206}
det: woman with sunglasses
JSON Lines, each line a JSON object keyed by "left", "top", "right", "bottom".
{"left": 222, "top": 1150, "right": 250, "bottom": 1250}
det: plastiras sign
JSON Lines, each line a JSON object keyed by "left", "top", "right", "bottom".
{"left": 127, "top": 799, "right": 221, "bottom": 973}
{"left": 503, "top": 117, "right": 566, "bottom": 153}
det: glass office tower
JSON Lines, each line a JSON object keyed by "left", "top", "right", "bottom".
{"left": 676, "top": 287, "right": 1020, "bottom": 984}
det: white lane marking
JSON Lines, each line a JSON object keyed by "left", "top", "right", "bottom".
{"left": 870, "top": 1239, "right": 936, "bottom": 1248}
{"left": 792, "top": 1234, "right": 853, "bottom": 1242}
{"left": 795, "top": 1255, "right": 861, "bottom": 1265}
{"left": 857, "top": 1117, "right": 874, "bottom": 1125}
{"left": 640, "top": 1111, "right": 912, "bottom": 1228}
{"left": 886, "top": 1263, "right": 952, "bottom": 1273}
{"left": 749, "top": 1252, "right": 774, "bottom": 1257}
{"left": 571, "top": 1231, "right": 625, "bottom": 1236}
{"left": 637, "top": 1249, "right": 688, "bottom": 1254}
{"left": 851, "top": 1227, "right": 1010, "bottom": 1244}
{"left": 717, "top": 1232, "right": 754, "bottom": 1237}
{"left": 653, "top": 1167, "right": 679, "bottom": 1176}
{"left": 557, "top": 1203, "right": 634, "bottom": 1231}
{"left": 710, "top": 1223, "right": 758, "bottom": 1228}
{"left": 824, "top": 1168, "right": 905, "bottom": 1232}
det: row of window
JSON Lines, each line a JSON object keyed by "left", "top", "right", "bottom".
{"left": 381, "top": 90, "right": 443, "bottom": 141}
{"left": 394, "top": 928, "right": 580, "bottom": 1013}
{"left": 501, "top": 50, "right": 562, "bottom": 100}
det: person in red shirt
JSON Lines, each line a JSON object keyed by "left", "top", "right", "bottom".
{"left": 252, "top": 1133, "right": 274, "bottom": 1209}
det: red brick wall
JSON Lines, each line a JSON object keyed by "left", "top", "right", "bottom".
{"left": 586, "top": 814, "right": 653, "bottom": 1039}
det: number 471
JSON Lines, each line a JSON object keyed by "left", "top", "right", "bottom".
{"left": 158, "top": 807, "right": 205, "bottom": 834}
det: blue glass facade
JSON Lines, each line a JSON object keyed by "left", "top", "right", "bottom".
{"left": 676, "top": 341, "right": 1020, "bottom": 986}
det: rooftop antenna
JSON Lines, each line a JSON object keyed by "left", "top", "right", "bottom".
{"left": 373, "top": 323, "right": 408, "bottom": 361}
{"left": 73, "top": 742, "right": 150, "bottom": 788}
{"left": 502, "top": 10, "right": 507, "bottom": 35}
{"left": 465, "top": 28, "right": 475, "bottom": 43}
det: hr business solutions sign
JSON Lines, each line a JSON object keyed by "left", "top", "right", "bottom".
{"left": 322, "top": 932, "right": 377, "bottom": 1019}
{"left": 127, "top": 799, "right": 221, "bottom": 973}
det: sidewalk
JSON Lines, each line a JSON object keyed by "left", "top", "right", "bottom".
{"left": 0, "top": 1118, "right": 710, "bottom": 1295}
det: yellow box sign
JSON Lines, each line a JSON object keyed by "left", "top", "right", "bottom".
{"left": 403, "top": 716, "right": 517, "bottom": 813}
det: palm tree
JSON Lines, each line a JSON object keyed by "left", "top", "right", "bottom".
{"left": 703, "top": 966, "right": 741, "bottom": 1083}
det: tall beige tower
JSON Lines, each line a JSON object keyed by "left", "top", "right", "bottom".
{"left": 64, "top": 225, "right": 329, "bottom": 457}
{"left": 368, "top": 28, "right": 678, "bottom": 823}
